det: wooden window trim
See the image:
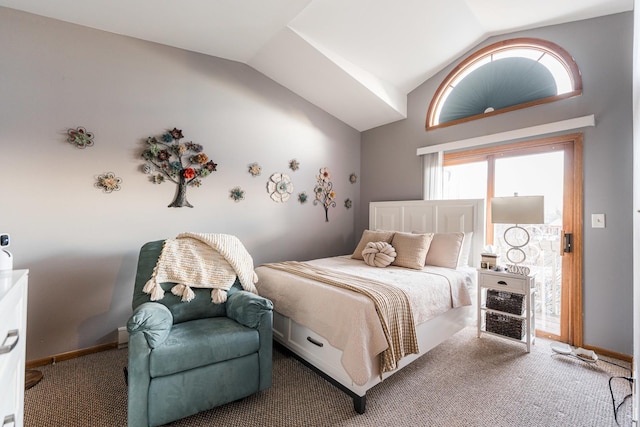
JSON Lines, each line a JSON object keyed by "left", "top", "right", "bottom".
{"left": 426, "top": 38, "right": 583, "bottom": 131}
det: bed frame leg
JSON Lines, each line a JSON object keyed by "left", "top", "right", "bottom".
{"left": 274, "top": 341, "right": 368, "bottom": 414}
{"left": 353, "top": 395, "right": 366, "bottom": 414}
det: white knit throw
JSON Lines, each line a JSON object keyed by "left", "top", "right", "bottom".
{"left": 143, "top": 233, "right": 258, "bottom": 304}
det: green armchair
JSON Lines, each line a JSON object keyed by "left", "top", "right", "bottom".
{"left": 127, "top": 240, "right": 273, "bottom": 427}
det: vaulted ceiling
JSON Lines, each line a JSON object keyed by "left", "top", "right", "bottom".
{"left": 0, "top": 0, "right": 633, "bottom": 131}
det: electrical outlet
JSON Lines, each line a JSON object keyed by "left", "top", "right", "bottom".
{"left": 591, "top": 213, "right": 605, "bottom": 228}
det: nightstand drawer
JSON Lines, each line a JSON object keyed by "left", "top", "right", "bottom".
{"left": 479, "top": 272, "right": 528, "bottom": 293}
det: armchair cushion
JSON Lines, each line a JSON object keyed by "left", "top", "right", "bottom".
{"left": 149, "top": 317, "right": 259, "bottom": 377}
{"left": 133, "top": 240, "right": 229, "bottom": 323}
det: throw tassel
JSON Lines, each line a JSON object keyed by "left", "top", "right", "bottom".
{"left": 171, "top": 284, "right": 196, "bottom": 302}
{"left": 211, "top": 288, "right": 227, "bottom": 304}
{"left": 143, "top": 279, "right": 165, "bottom": 301}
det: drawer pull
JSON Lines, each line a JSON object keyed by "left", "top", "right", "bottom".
{"left": 0, "top": 329, "right": 19, "bottom": 355}
{"left": 3, "top": 414, "right": 15, "bottom": 427}
{"left": 497, "top": 280, "right": 508, "bottom": 286}
{"left": 306, "top": 336, "right": 324, "bottom": 347}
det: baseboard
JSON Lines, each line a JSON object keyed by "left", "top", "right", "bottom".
{"left": 26, "top": 342, "right": 118, "bottom": 369}
{"left": 23, "top": 337, "right": 633, "bottom": 369}
{"left": 580, "top": 344, "right": 632, "bottom": 364}
{"left": 536, "top": 331, "right": 633, "bottom": 364}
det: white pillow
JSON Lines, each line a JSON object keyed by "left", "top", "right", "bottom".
{"left": 391, "top": 232, "right": 433, "bottom": 270}
{"left": 425, "top": 232, "right": 465, "bottom": 269}
{"left": 457, "top": 232, "right": 474, "bottom": 267}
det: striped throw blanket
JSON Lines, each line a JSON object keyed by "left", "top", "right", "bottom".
{"left": 143, "top": 233, "right": 258, "bottom": 304}
{"left": 263, "top": 261, "right": 419, "bottom": 375}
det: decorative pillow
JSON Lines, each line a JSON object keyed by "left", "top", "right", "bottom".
{"left": 391, "top": 232, "right": 433, "bottom": 270}
{"left": 362, "top": 241, "right": 397, "bottom": 267}
{"left": 352, "top": 229, "right": 395, "bottom": 260}
{"left": 457, "top": 232, "right": 474, "bottom": 267}
{"left": 425, "top": 232, "right": 465, "bottom": 269}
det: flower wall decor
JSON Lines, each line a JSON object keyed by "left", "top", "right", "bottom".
{"left": 248, "top": 162, "right": 262, "bottom": 177}
{"left": 229, "top": 186, "right": 245, "bottom": 202}
{"left": 289, "top": 159, "right": 300, "bottom": 171}
{"left": 95, "top": 172, "right": 122, "bottom": 193}
{"left": 349, "top": 173, "right": 358, "bottom": 184}
{"left": 298, "top": 192, "right": 308, "bottom": 204}
{"left": 313, "top": 167, "right": 336, "bottom": 222}
{"left": 267, "top": 173, "right": 294, "bottom": 202}
{"left": 344, "top": 198, "right": 352, "bottom": 209}
{"left": 67, "top": 127, "right": 94, "bottom": 149}
{"left": 141, "top": 127, "right": 217, "bottom": 208}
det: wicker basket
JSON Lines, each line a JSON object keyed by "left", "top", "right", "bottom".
{"left": 485, "top": 313, "right": 525, "bottom": 339}
{"left": 486, "top": 290, "right": 524, "bottom": 315}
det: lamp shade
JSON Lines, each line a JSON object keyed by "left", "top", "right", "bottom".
{"left": 491, "top": 195, "right": 544, "bottom": 224}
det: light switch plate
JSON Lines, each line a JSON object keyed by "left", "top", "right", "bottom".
{"left": 591, "top": 213, "right": 605, "bottom": 228}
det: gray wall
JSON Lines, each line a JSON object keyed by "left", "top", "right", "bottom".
{"left": 361, "top": 13, "right": 633, "bottom": 355}
{"left": 0, "top": 8, "right": 361, "bottom": 360}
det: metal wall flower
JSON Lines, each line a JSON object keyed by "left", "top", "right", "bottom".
{"left": 141, "top": 127, "right": 217, "bottom": 208}
{"left": 248, "top": 162, "right": 262, "bottom": 177}
{"left": 67, "top": 127, "right": 94, "bottom": 149}
{"left": 229, "top": 187, "right": 245, "bottom": 202}
{"left": 344, "top": 198, "right": 352, "bottom": 209}
{"left": 289, "top": 159, "right": 300, "bottom": 171}
{"left": 95, "top": 172, "right": 122, "bottom": 193}
{"left": 298, "top": 192, "right": 308, "bottom": 204}
{"left": 349, "top": 173, "right": 358, "bottom": 184}
{"left": 313, "top": 167, "right": 336, "bottom": 222}
{"left": 267, "top": 173, "right": 293, "bottom": 202}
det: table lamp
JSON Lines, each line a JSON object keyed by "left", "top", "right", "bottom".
{"left": 491, "top": 195, "right": 544, "bottom": 275}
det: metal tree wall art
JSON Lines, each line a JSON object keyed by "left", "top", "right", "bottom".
{"left": 313, "top": 167, "right": 336, "bottom": 222}
{"left": 141, "top": 128, "right": 217, "bottom": 208}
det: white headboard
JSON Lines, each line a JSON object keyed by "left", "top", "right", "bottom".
{"left": 369, "top": 199, "right": 485, "bottom": 268}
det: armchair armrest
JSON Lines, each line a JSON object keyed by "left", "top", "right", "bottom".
{"left": 127, "top": 302, "right": 173, "bottom": 348}
{"left": 227, "top": 291, "right": 273, "bottom": 391}
{"left": 226, "top": 291, "right": 273, "bottom": 328}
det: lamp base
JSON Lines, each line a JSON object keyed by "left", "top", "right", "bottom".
{"left": 503, "top": 224, "right": 530, "bottom": 265}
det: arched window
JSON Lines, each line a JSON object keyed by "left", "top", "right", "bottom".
{"left": 426, "top": 38, "right": 582, "bottom": 130}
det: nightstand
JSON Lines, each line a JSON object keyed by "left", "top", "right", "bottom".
{"left": 477, "top": 268, "right": 535, "bottom": 352}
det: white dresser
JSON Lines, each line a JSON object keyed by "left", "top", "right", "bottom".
{"left": 0, "top": 270, "right": 28, "bottom": 427}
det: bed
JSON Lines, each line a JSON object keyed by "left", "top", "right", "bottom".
{"left": 254, "top": 199, "right": 485, "bottom": 413}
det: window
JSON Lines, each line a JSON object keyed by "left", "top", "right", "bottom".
{"left": 426, "top": 38, "right": 582, "bottom": 130}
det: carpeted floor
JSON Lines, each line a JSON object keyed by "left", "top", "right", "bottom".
{"left": 24, "top": 327, "right": 633, "bottom": 426}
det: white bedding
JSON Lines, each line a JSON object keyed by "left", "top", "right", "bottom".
{"left": 255, "top": 255, "right": 473, "bottom": 385}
